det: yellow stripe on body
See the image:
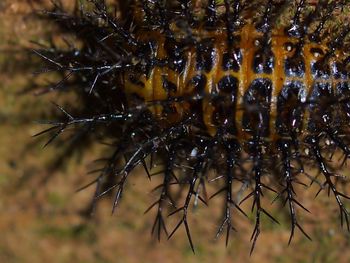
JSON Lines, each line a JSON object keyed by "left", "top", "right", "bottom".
{"left": 124, "top": 25, "right": 337, "bottom": 142}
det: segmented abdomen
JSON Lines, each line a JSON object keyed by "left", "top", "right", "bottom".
{"left": 125, "top": 24, "right": 349, "bottom": 143}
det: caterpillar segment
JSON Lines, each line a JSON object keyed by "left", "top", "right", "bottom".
{"left": 124, "top": 22, "right": 348, "bottom": 144}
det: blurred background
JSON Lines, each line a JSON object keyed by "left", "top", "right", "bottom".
{"left": 1, "top": 1, "right": 350, "bottom": 262}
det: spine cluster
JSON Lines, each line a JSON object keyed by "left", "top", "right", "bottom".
{"left": 34, "top": 0, "right": 350, "bottom": 253}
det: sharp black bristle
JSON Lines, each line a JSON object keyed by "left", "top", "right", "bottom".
{"left": 205, "top": 0, "right": 217, "bottom": 28}
{"left": 32, "top": 0, "right": 350, "bottom": 255}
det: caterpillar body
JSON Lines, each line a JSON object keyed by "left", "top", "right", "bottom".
{"left": 34, "top": 0, "right": 350, "bottom": 253}
{"left": 126, "top": 22, "right": 349, "bottom": 139}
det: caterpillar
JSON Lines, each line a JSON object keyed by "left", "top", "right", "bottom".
{"left": 34, "top": 0, "right": 350, "bottom": 253}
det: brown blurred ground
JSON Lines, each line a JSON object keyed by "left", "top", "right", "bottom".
{"left": 1, "top": 1, "right": 350, "bottom": 263}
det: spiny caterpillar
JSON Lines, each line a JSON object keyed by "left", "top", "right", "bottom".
{"left": 34, "top": 0, "right": 350, "bottom": 253}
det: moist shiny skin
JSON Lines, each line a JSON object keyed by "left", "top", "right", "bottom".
{"left": 125, "top": 24, "right": 349, "bottom": 141}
